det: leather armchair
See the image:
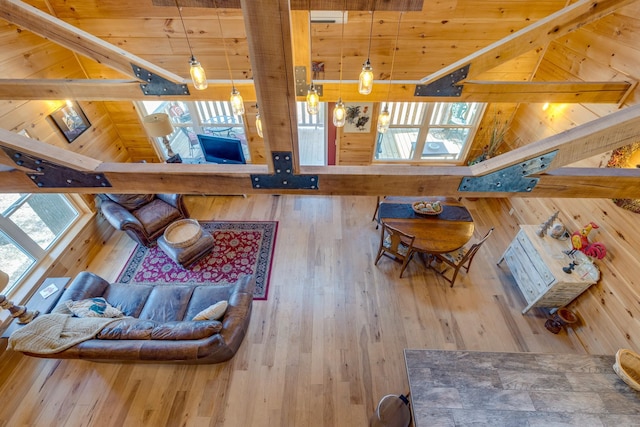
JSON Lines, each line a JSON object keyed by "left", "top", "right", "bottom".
{"left": 98, "top": 194, "right": 189, "bottom": 247}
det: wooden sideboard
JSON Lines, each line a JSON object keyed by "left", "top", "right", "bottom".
{"left": 499, "top": 225, "right": 599, "bottom": 314}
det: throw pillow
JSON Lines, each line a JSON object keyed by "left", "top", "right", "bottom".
{"left": 66, "top": 297, "right": 124, "bottom": 318}
{"left": 193, "top": 300, "right": 228, "bottom": 321}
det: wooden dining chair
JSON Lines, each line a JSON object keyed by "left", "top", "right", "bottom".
{"left": 372, "top": 196, "right": 383, "bottom": 228}
{"left": 429, "top": 227, "right": 494, "bottom": 287}
{"left": 375, "top": 223, "right": 417, "bottom": 278}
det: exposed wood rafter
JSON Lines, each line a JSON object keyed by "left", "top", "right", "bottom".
{"left": 420, "top": 0, "right": 639, "bottom": 86}
{"left": 0, "top": 0, "right": 185, "bottom": 84}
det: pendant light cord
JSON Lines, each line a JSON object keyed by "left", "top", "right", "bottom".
{"left": 366, "top": 8, "right": 375, "bottom": 61}
{"left": 338, "top": 4, "right": 346, "bottom": 99}
{"left": 386, "top": 12, "right": 403, "bottom": 105}
{"left": 175, "top": 0, "right": 195, "bottom": 59}
{"left": 213, "top": 0, "right": 235, "bottom": 88}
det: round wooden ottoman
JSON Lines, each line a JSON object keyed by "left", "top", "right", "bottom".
{"left": 157, "top": 219, "right": 214, "bottom": 268}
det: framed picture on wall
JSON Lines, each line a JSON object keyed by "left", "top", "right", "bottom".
{"left": 344, "top": 102, "right": 373, "bottom": 133}
{"left": 50, "top": 101, "right": 91, "bottom": 143}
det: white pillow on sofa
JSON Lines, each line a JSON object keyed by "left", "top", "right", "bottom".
{"left": 193, "top": 300, "right": 228, "bottom": 321}
{"left": 66, "top": 297, "right": 123, "bottom": 318}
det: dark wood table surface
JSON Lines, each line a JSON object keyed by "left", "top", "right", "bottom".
{"left": 405, "top": 349, "right": 640, "bottom": 426}
{"left": 379, "top": 197, "right": 475, "bottom": 254}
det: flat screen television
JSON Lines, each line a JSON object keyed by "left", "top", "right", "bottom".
{"left": 197, "top": 134, "right": 246, "bottom": 164}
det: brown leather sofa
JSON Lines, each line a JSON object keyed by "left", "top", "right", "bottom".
{"left": 22, "top": 271, "right": 255, "bottom": 364}
{"left": 99, "top": 194, "right": 189, "bottom": 247}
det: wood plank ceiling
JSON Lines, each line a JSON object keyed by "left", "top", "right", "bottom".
{"left": 0, "top": 0, "right": 639, "bottom": 197}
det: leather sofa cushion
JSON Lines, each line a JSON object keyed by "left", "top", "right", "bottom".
{"left": 97, "top": 318, "right": 221, "bottom": 340}
{"left": 184, "top": 284, "right": 236, "bottom": 320}
{"left": 133, "top": 199, "right": 182, "bottom": 235}
{"left": 150, "top": 320, "right": 222, "bottom": 340}
{"left": 105, "top": 194, "right": 155, "bottom": 210}
{"left": 138, "top": 285, "right": 194, "bottom": 322}
{"left": 103, "top": 283, "right": 153, "bottom": 318}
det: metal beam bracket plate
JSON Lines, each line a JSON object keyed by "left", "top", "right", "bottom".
{"left": 251, "top": 152, "right": 318, "bottom": 190}
{"left": 458, "top": 151, "right": 558, "bottom": 193}
{"left": 132, "top": 64, "right": 190, "bottom": 96}
{"left": 1, "top": 147, "right": 112, "bottom": 188}
{"left": 415, "top": 64, "right": 469, "bottom": 97}
{"left": 294, "top": 66, "right": 323, "bottom": 96}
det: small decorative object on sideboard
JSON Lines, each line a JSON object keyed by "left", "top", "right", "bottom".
{"left": 537, "top": 211, "right": 560, "bottom": 237}
{"left": 544, "top": 307, "right": 578, "bottom": 334}
{"left": 569, "top": 222, "right": 607, "bottom": 259}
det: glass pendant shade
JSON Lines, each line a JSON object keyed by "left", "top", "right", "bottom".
{"left": 189, "top": 57, "right": 208, "bottom": 90}
{"left": 359, "top": 60, "right": 374, "bottom": 95}
{"left": 256, "top": 113, "right": 263, "bottom": 138}
{"left": 306, "top": 84, "right": 320, "bottom": 115}
{"left": 230, "top": 88, "right": 245, "bottom": 115}
{"left": 377, "top": 107, "right": 391, "bottom": 133}
{"left": 333, "top": 100, "right": 346, "bottom": 127}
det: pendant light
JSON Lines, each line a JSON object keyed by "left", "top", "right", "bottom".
{"left": 306, "top": 8, "right": 320, "bottom": 115}
{"left": 378, "top": 12, "right": 403, "bottom": 134}
{"left": 359, "top": 10, "right": 375, "bottom": 95}
{"left": 214, "top": 0, "right": 244, "bottom": 115}
{"left": 333, "top": 7, "right": 347, "bottom": 127}
{"left": 255, "top": 104, "right": 264, "bottom": 138}
{"left": 306, "top": 83, "right": 320, "bottom": 115}
{"left": 176, "top": 0, "right": 207, "bottom": 90}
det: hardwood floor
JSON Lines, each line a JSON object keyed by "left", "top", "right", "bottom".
{"left": 0, "top": 195, "right": 623, "bottom": 426}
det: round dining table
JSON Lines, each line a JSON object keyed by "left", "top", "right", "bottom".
{"left": 378, "top": 197, "right": 475, "bottom": 254}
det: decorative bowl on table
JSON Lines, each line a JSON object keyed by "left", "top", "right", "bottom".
{"left": 412, "top": 200, "right": 442, "bottom": 215}
{"left": 163, "top": 219, "right": 202, "bottom": 248}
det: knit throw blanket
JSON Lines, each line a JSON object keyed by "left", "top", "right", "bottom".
{"left": 8, "top": 313, "right": 120, "bottom": 354}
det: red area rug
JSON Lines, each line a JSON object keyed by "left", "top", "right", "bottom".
{"left": 116, "top": 221, "right": 277, "bottom": 300}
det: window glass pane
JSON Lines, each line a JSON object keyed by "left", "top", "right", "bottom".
{"left": 375, "top": 128, "right": 420, "bottom": 160}
{"left": 422, "top": 128, "right": 469, "bottom": 159}
{"left": 388, "top": 102, "right": 426, "bottom": 126}
{"left": 0, "top": 231, "right": 36, "bottom": 292}
{"left": 6, "top": 194, "right": 78, "bottom": 250}
{"left": 297, "top": 102, "right": 326, "bottom": 165}
{"left": 0, "top": 194, "right": 22, "bottom": 214}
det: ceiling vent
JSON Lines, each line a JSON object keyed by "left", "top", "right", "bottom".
{"left": 310, "top": 11, "right": 348, "bottom": 24}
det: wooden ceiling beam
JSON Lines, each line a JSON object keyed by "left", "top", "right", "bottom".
{"left": 151, "top": 0, "right": 424, "bottom": 11}
{"left": 0, "top": 0, "right": 185, "bottom": 84}
{"left": 0, "top": 79, "right": 629, "bottom": 104}
{"left": 2, "top": 104, "right": 640, "bottom": 197}
{"left": 421, "top": 0, "right": 638, "bottom": 85}
{"left": 0, "top": 161, "right": 638, "bottom": 199}
{"left": 241, "top": 0, "right": 300, "bottom": 170}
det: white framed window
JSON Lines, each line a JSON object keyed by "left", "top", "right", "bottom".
{"left": 138, "top": 100, "right": 250, "bottom": 162}
{"left": 374, "top": 101, "right": 485, "bottom": 163}
{"left": 296, "top": 101, "right": 327, "bottom": 166}
{"left": 0, "top": 194, "right": 80, "bottom": 293}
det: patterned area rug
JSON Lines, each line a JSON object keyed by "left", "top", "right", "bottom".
{"left": 116, "top": 221, "right": 277, "bottom": 300}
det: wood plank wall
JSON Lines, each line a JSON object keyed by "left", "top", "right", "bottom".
{"left": 0, "top": 21, "right": 134, "bottom": 164}
{"left": 503, "top": 2, "right": 640, "bottom": 353}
